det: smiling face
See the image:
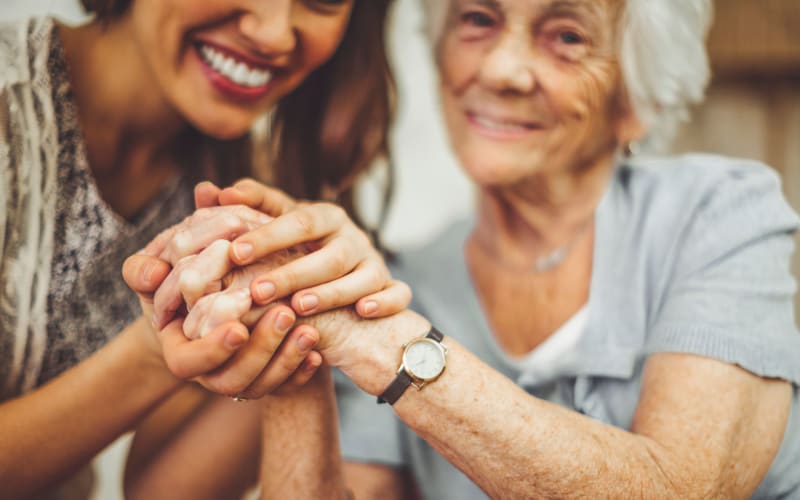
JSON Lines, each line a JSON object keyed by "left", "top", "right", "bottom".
{"left": 125, "top": 0, "right": 354, "bottom": 139}
{"left": 438, "top": 0, "right": 639, "bottom": 188}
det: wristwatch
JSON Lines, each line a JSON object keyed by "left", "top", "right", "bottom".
{"left": 377, "top": 327, "right": 447, "bottom": 405}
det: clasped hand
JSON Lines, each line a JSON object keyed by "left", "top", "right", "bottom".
{"left": 123, "top": 179, "right": 410, "bottom": 398}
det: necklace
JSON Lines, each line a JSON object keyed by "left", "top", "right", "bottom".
{"left": 471, "top": 220, "right": 593, "bottom": 273}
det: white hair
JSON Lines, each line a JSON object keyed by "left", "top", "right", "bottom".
{"left": 419, "top": 0, "right": 714, "bottom": 151}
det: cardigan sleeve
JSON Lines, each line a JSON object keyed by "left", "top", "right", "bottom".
{"left": 646, "top": 163, "right": 800, "bottom": 384}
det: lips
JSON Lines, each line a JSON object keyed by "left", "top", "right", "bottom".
{"left": 466, "top": 110, "right": 545, "bottom": 139}
{"left": 194, "top": 41, "right": 278, "bottom": 101}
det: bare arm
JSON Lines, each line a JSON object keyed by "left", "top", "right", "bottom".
{"left": 0, "top": 318, "right": 181, "bottom": 498}
{"left": 259, "top": 365, "right": 347, "bottom": 500}
{"left": 125, "top": 385, "right": 262, "bottom": 500}
{"left": 312, "top": 309, "right": 791, "bottom": 499}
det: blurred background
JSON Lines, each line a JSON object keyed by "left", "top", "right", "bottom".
{"left": 1, "top": 1, "right": 798, "bottom": 498}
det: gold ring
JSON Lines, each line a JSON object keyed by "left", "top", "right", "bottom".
{"left": 231, "top": 395, "right": 249, "bottom": 402}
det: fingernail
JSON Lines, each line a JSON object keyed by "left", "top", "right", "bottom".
{"left": 232, "top": 242, "right": 253, "bottom": 262}
{"left": 305, "top": 358, "right": 319, "bottom": 371}
{"left": 225, "top": 330, "right": 247, "bottom": 349}
{"left": 362, "top": 301, "right": 378, "bottom": 315}
{"left": 255, "top": 281, "right": 276, "bottom": 302}
{"left": 297, "top": 334, "right": 316, "bottom": 352}
{"left": 299, "top": 294, "right": 319, "bottom": 313}
{"left": 275, "top": 312, "right": 294, "bottom": 335}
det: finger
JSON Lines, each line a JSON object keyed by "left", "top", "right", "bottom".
{"left": 278, "top": 351, "right": 323, "bottom": 393}
{"left": 183, "top": 287, "right": 252, "bottom": 340}
{"left": 153, "top": 240, "right": 233, "bottom": 329}
{"left": 194, "top": 181, "right": 222, "bottom": 209}
{"left": 286, "top": 258, "right": 390, "bottom": 316}
{"left": 177, "top": 239, "right": 235, "bottom": 309}
{"left": 249, "top": 238, "right": 363, "bottom": 306}
{"left": 199, "top": 305, "right": 297, "bottom": 397}
{"left": 160, "top": 208, "right": 272, "bottom": 265}
{"left": 122, "top": 254, "right": 171, "bottom": 295}
{"left": 237, "top": 324, "right": 319, "bottom": 399}
{"left": 159, "top": 318, "right": 248, "bottom": 380}
{"left": 229, "top": 203, "right": 349, "bottom": 266}
{"left": 218, "top": 178, "right": 296, "bottom": 216}
{"left": 143, "top": 226, "right": 179, "bottom": 257}
{"left": 355, "top": 279, "right": 413, "bottom": 318}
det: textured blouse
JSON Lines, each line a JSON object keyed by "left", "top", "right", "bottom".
{"left": 0, "top": 17, "right": 195, "bottom": 401}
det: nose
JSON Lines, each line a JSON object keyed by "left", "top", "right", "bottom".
{"left": 478, "top": 32, "right": 537, "bottom": 94}
{"left": 238, "top": 1, "right": 297, "bottom": 59}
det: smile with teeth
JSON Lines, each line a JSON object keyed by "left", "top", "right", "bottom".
{"left": 471, "top": 113, "right": 539, "bottom": 132}
{"left": 199, "top": 44, "right": 273, "bottom": 88}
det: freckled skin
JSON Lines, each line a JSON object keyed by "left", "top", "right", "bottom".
{"left": 183, "top": 246, "right": 304, "bottom": 339}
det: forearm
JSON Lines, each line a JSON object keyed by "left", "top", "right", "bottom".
{"left": 392, "top": 341, "right": 672, "bottom": 499}
{"left": 259, "top": 367, "right": 348, "bottom": 500}
{"left": 126, "top": 389, "right": 261, "bottom": 500}
{"left": 0, "top": 317, "right": 182, "bottom": 498}
{"left": 322, "top": 311, "right": 706, "bottom": 499}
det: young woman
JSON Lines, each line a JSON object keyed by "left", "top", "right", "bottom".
{"left": 0, "top": 0, "right": 404, "bottom": 498}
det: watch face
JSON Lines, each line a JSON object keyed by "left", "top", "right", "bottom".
{"left": 403, "top": 338, "right": 446, "bottom": 381}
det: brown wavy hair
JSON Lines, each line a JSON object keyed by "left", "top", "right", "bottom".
{"left": 80, "top": 0, "right": 395, "bottom": 231}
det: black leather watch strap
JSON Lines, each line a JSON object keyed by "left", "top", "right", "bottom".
{"left": 377, "top": 327, "right": 444, "bottom": 405}
{"left": 377, "top": 370, "right": 413, "bottom": 405}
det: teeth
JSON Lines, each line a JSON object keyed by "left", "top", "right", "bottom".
{"left": 474, "top": 115, "right": 529, "bottom": 132}
{"left": 199, "top": 44, "right": 272, "bottom": 88}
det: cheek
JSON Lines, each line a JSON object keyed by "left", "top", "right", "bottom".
{"left": 298, "top": 17, "right": 351, "bottom": 73}
{"left": 438, "top": 36, "right": 483, "bottom": 93}
{"left": 544, "top": 60, "right": 620, "bottom": 126}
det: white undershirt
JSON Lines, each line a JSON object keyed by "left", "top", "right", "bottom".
{"left": 509, "top": 306, "right": 588, "bottom": 376}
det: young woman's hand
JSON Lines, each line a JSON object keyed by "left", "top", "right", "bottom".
{"left": 194, "top": 179, "right": 411, "bottom": 319}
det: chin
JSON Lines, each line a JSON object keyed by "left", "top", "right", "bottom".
{"left": 191, "top": 112, "right": 254, "bottom": 140}
{"left": 457, "top": 151, "right": 538, "bottom": 188}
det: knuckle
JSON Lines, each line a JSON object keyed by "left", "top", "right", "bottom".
{"left": 322, "top": 203, "right": 346, "bottom": 221}
{"left": 193, "top": 207, "right": 213, "bottom": 221}
{"left": 364, "top": 262, "right": 388, "bottom": 286}
{"left": 220, "top": 213, "right": 246, "bottom": 235}
{"left": 234, "top": 178, "right": 258, "bottom": 190}
{"left": 278, "top": 354, "right": 301, "bottom": 375}
{"left": 271, "top": 269, "right": 298, "bottom": 295}
{"left": 293, "top": 210, "right": 317, "bottom": 238}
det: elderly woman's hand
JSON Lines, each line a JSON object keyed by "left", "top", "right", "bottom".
{"left": 123, "top": 205, "right": 321, "bottom": 398}
{"left": 155, "top": 241, "right": 325, "bottom": 398}
{"left": 194, "top": 179, "right": 411, "bottom": 319}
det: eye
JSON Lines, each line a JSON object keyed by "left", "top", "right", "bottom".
{"left": 558, "top": 30, "right": 584, "bottom": 45}
{"left": 456, "top": 8, "right": 499, "bottom": 40}
{"left": 461, "top": 11, "right": 495, "bottom": 28}
{"left": 540, "top": 23, "right": 590, "bottom": 61}
{"left": 307, "top": 0, "right": 350, "bottom": 13}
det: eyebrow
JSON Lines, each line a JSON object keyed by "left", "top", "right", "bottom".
{"left": 538, "top": 0, "right": 605, "bottom": 33}
{"left": 472, "top": 0, "right": 503, "bottom": 13}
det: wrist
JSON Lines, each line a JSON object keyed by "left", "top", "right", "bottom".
{"left": 129, "top": 316, "right": 182, "bottom": 391}
{"left": 307, "top": 310, "right": 431, "bottom": 396}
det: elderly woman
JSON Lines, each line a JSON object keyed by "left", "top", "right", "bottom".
{"left": 138, "top": 0, "right": 800, "bottom": 497}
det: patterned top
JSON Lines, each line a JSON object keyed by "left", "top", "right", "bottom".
{"left": 0, "top": 17, "right": 195, "bottom": 399}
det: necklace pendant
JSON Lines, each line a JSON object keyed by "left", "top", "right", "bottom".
{"left": 534, "top": 246, "right": 569, "bottom": 272}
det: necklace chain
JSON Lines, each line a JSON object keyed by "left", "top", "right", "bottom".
{"left": 472, "top": 220, "right": 592, "bottom": 273}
